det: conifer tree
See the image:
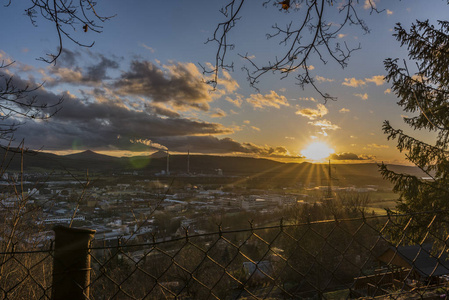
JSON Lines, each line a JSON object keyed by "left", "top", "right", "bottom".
{"left": 381, "top": 20, "right": 449, "bottom": 214}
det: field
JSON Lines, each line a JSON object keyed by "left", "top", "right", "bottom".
{"left": 366, "top": 191, "right": 398, "bottom": 215}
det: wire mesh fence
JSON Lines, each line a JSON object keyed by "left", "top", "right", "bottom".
{"left": 3, "top": 211, "right": 449, "bottom": 299}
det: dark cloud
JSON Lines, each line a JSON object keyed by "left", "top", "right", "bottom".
{"left": 145, "top": 103, "right": 181, "bottom": 118}
{"left": 114, "top": 60, "right": 212, "bottom": 111}
{"left": 46, "top": 55, "right": 220, "bottom": 111}
{"left": 2, "top": 84, "right": 294, "bottom": 156}
{"left": 330, "top": 152, "right": 375, "bottom": 161}
{"left": 11, "top": 89, "right": 232, "bottom": 151}
{"left": 145, "top": 136, "right": 292, "bottom": 157}
{"left": 84, "top": 54, "right": 119, "bottom": 82}
{"left": 0, "top": 70, "right": 62, "bottom": 119}
{"left": 3, "top": 55, "right": 295, "bottom": 157}
{"left": 57, "top": 48, "right": 81, "bottom": 68}
{"left": 48, "top": 50, "right": 119, "bottom": 86}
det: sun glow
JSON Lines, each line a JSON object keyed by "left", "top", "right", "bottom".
{"left": 301, "top": 142, "right": 335, "bottom": 161}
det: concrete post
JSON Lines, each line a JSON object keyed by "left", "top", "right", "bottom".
{"left": 51, "top": 226, "right": 96, "bottom": 300}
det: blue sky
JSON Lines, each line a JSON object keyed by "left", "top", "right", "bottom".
{"left": 0, "top": 0, "right": 447, "bottom": 164}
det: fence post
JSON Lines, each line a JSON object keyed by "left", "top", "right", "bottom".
{"left": 51, "top": 225, "right": 96, "bottom": 300}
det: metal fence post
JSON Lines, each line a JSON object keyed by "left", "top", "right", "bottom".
{"left": 51, "top": 225, "right": 96, "bottom": 300}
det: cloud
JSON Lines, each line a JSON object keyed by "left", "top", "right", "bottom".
{"left": 57, "top": 48, "right": 81, "bottom": 67}
{"left": 337, "top": 34, "right": 347, "bottom": 38}
{"left": 331, "top": 152, "right": 375, "bottom": 161}
{"left": 384, "top": 88, "right": 391, "bottom": 94}
{"left": 12, "top": 87, "right": 234, "bottom": 151}
{"left": 367, "top": 143, "right": 389, "bottom": 149}
{"left": 315, "top": 76, "right": 334, "bottom": 83}
{"left": 354, "top": 93, "right": 368, "bottom": 100}
{"left": 296, "top": 103, "right": 328, "bottom": 120}
{"left": 0, "top": 51, "right": 13, "bottom": 67}
{"left": 342, "top": 78, "right": 366, "bottom": 87}
{"left": 298, "top": 97, "right": 317, "bottom": 102}
{"left": 386, "top": 9, "right": 393, "bottom": 15}
{"left": 140, "top": 43, "right": 156, "bottom": 53}
{"left": 308, "top": 120, "right": 340, "bottom": 136}
{"left": 365, "top": 75, "right": 385, "bottom": 86}
{"left": 219, "top": 70, "right": 239, "bottom": 93}
{"left": 115, "top": 60, "right": 213, "bottom": 111}
{"left": 285, "top": 136, "right": 295, "bottom": 140}
{"left": 339, "top": 108, "right": 350, "bottom": 113}
{"left": 84, "top": 55, "right": 120, "bottom": 82}
{"left": 342, "top": 75, "right": 384, "bottom": 88}
{"left": 210, "top": 108, "right": 227, "bottom": 118}
{"left": 149, "top": 135, "right": 290, "bottom": 157}
{"left": 225, "top": 94, "right": 243, "bottom": 107}
{"left": 364, "top": 0, "right": 378, "bottom": 9}
{"left": 145, "top": 102, "right": 181, "bottom": 118}
{"left": 45, "top": 50, "right": 120, "bottom": 86}
{"left": 246, "top": 90, "right": 289, "bottom": 109}
{"left": 251, "top": 126, "right": 261, "bottom": 131}
{"left": 0, "top": 69, "right": 61, "bottom": 124}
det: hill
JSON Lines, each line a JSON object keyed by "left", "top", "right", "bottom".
{"left": 0, "top": 149, "right": 427, "bottom": 188}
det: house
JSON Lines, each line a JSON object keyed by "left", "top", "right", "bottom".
{"left": 352, "top": 243, "right": 449, "bottom": 298}
{"left": 377, "top": 243, "right": 449, "bottom": 283}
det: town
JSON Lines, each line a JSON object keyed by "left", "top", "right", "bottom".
{"left": 0, "top": 161, "right": 392, "bottom": 248}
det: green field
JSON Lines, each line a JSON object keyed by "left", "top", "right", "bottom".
{"left": 366, "top": 191, "right": 398, "bottom": 215}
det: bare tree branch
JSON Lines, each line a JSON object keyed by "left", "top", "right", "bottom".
{"left": 5, "top": 0, "right": 114, "bottom": 64}
{"left": 205, "top": 0, "right": 382, "bottom": 102}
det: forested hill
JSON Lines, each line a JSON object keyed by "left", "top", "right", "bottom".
{"left": 0, "top": 149, "right": 427, "bottom": 188}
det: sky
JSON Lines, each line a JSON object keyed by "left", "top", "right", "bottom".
{"left": 0, "top": 0, "right": 447, "bottom": 164}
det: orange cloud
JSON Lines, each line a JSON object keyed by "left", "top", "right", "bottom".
{"left": 342, "top": 77, "right": 366, "bottom": 87}
{"left": 246, "top": 90, "right": 289, "bottom": 109}
{"left": 210, "top": 108, "right": 227, "bottom": 118}
{"left": 315, "top": 76, "right": 335, "bottom": 82}
{"left": 354, "top": 93, "right": 368, "bottom": 100}
{"left": 365, "top": 75, "right": 385, "bottom": 86}
{"left": 296, "top": 103, "right": 328, "bottom": 120}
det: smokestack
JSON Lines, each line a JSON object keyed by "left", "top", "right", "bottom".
{"left": 166, "top": 149, "right": 170, "bottom": 175}
{"left": 187, "top": 150, "right": 190, "bottom": 174}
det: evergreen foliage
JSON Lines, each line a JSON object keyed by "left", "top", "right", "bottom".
{"left": 381, "top": 19, "right": 449, "bottom": 213}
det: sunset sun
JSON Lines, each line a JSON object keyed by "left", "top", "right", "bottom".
{"left": 301, "top": 142, "right": 335, "bottom": 161}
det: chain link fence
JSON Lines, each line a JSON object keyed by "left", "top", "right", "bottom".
{"left": 2, "top": 211, "right": 449, "bottom": 299}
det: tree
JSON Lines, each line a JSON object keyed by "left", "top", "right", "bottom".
{"left": 0, "top": 63, "right": 61, "bottom": 143}
{"left": 205, "top": 0, "right": 381, "bottom": 101}
{"left": 5, "top": 0, "right": 113, "bottom": 64}
{"left": 380, "top": 19, "right": 449, "bottom": 214}
{"left": 0, "top": 0, "right": 111, "bottom": 142}
{"left": 5, "top": 1, "right": 383, "bottom": 102}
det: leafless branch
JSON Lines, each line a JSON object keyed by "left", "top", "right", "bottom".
{"left": 6, "top": 0, "right": 114, "bottom": 64}
{"left": 206, "top": 0, "right": 382, "bottom": 102}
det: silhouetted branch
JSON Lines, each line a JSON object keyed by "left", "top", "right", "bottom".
{"left": 206, "top": 0, "right": 382, "bottom": 102}
{"left": 6, "top": 0, "right": 115, "bottom": 64}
